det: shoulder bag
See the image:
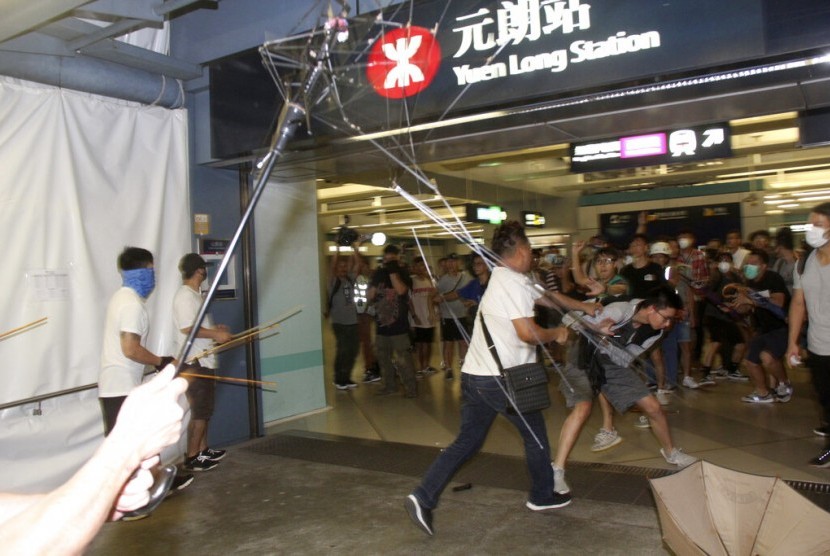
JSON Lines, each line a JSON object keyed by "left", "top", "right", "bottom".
{"left": 478, "top": 313, "right": 551, "bottom": 415}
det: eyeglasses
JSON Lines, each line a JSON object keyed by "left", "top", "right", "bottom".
{"left": 595, "top": 258, "right": 617, "bottom": 265}
{"left": 655, "top": 309, "right": 678, "bottom": 324}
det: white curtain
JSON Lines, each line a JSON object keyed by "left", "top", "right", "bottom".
{"left": 0, "top": 77, "right": 190, "bottom": 491}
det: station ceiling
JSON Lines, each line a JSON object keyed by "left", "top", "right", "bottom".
{"left": 3, "top": 1, "right": 830, "bottom": 240}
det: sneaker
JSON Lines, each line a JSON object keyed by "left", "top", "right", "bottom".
{"left": 682, "top": 376, "right": 700, "bottom": 389}
{"left": 698, "top": 375, "right": 717, "bottom": 387}
{"left": 334, "top": 382, "right": 349, "bottom": 390}
{"left": 362, "top": 372, "right": 381, "bottom": 383}
{"left": 813, "top": 426, "right": 830, "bottom": 437}
{"left": 808, "top": 448, "right": 830, "bottom": 468}
{"left": 404, "top": 494, "right": 434, "bottom": 536}
{"left": 661, "top": 447, "right": 697, "bottom": 468}
{"left": 775, "top": 382, "right": 793, "bottom": 403}
{"left": 634, "top": 415, "right": 651, "bottom": 429}
{"left": 171, "top": 473, "right": 194, "bottom": 492}
{"left": 655, "top": 389, "right": 672, "bottom": 406}
{"left": 185, "top": 453, "right": 218, "bottom": 472}
{"left": 711, "top": 367, "right": 728, "bottom": 378}
{"left": 445, "top": 369, "right": 454, "bottom": 380}
{"left": 741, "top": 392, "right": 775, "bottom": 404}
{"left": 202, "top": 448, "right": 226, "bottom": 461}
{"left": 727, "top": 371, "right": 750, "bottom": 382}
{"left": 552, "top": 463, "right": 570, "bottom": 494}
{"left": 526, "top": 492, "right": 572, "bottom": 511}
{"left": 346, "top": 380, "right": 358, "bottom": 389}
{"left": 423, "top": 366, "right": 438, "bottom": 375}
{"left": 415, "top": 370, "right": 425, "bottom": 379}
{"left": 591, "top": 428, "right": 623, "bottom": 452}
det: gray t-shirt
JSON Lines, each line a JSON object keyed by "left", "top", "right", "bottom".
{"left": 794, "top": 251, "right": 830, "bottom": 356}
{"left": 328, "top": 274, "right": 358, "bottom": 325}
{"left": 437, "top": 272, "right": 469, "bottom": 319}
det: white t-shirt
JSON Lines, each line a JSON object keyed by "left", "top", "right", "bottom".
{"left": 462, "top": 266, "right": 541, "bottom": 376}
{"left": 99, "top": 287, "right": 149, "bottom": 397}
{"left": 410, "top": 275, "right": 436, "bottom": 328}
{"left": 173, "top": 284, "right": 217, "bottom": 368}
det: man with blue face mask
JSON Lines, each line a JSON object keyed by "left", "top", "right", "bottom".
{"left": 99, "top": 247, "right": 194, "bottom": 502}
{"left": 735, "top": 249, "right": 791, "bottom": 404}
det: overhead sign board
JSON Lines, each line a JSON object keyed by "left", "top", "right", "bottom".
{"left": 569, "top": 123, "right": 732, "bottom": 173}
{"left": 320, "top": 0, "right": 765, "bottom": 133}
{"left": 466, "top": 203, "right": 506, "bottom": 224}
{"left": 522, "top": 211, "right": 546, "bottom": 227}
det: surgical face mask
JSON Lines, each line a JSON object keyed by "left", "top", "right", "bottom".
{"left": 678, "top": 238, "right": 693, "bottom": 249}
{"left": 743, "top": 264, "right": 759, "bottom": 280}
{"left": 806, "top": 225, "right": 829, "bottom": 249}
{"left": 122, "top": 267, "right": 155, "bottom": 298}
{"left": 717, "top": 262, "right": 732, "bottom": 274}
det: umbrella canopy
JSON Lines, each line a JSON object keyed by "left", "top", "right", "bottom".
{"left": 649, "top": 460, "right": 830, "bottom": 555}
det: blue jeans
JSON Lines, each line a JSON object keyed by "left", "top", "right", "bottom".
{"left": 413, "top": 373, "right": 555, "bottom": 508}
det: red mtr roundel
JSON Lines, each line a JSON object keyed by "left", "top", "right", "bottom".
{"left": 366, "top": 26, "right": 441, "bottom": 99}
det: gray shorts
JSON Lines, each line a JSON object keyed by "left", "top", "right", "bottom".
{"left": 557, "top": 353, "right": 650, "bottom": 413}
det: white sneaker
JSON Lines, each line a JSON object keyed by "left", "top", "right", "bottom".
{"left": 551, "top": 463, "right": 570, "bottom": 494}
{"left": 591, "top": 428, "right": 623, "bottom": 452}
{"left": 661, "top": 447, "right": 697, "bottom": 468}
{"left": 682, "top": 376, "right": 700, "bottom": 389}
{"left": 634, "top": 415, "right": 651, "bottom": 429}
{"left": 655, "top": 389, "right": 672, "bottom": 406}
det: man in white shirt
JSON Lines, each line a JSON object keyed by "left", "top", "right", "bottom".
{"left": 405, "top": 222, "right": 576, "bottom": 536}
{"left": 173, "top": 253, "right": 232, "bottom": 472}
{"left": 99, "top": 246, "right": 193, "bottom": 502}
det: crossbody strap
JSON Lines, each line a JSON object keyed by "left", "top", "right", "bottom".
{"left": 478, "top": 312, "right": 504, "bottom": 375}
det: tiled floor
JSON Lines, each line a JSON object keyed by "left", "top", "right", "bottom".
{"left": 86, "top": 331, "right": 830, "bottom": 554}
{"left": 269, "top": 328, "right": 830, "bottom": 487}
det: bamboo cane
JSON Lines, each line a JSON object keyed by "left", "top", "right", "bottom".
{"left": 0, "top": 317, "right": 48, "bottom": 341}
{"left": 180, "top": 371, "right": 277, "bottom": 389}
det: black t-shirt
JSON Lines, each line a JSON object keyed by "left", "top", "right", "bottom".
{"left": 620, "top": 262, "right": 666, "bottom": 299}
{"left": 369, "top": 266, "right": 413, "bottom": 336}
{"left": 747, "top": 269, "right": 789, "bottom": 333}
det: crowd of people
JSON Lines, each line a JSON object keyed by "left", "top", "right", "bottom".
{"left": 322, "top": 206, "right": 830, "bottom": 536}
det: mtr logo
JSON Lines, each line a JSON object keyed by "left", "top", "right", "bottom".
{"left": 366, "top": 26, "right": 442, "bottom": 99}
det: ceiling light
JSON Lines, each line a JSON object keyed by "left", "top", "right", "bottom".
{"left": 370, "top": 232, "right": 386, "bottom": 246}
{"left": 765, "top": 209, "right": 784, "bottom": 214}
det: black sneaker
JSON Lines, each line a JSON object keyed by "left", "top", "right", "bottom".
{"left": 814, "top": 426, "right": 830, "bottom": 437}
{"left": 170, "top": 473, "right": 194, "bottom": 492}
{"left": 202, "top": 447, "right": 226, "bottom": 461}
{"left": 404, "top": 494, "right": 433, "bottom": 536}
{"left": 185, "top": 453, "right": 218, "bottom": 472}
{"left": 526, "top": 491, "right": 572, "bottom": 511}
{"left": 334, "top": 382, "right": 349, "bottom": 390}
{"left": 808, "top": 448, "right": 830, "bottom": 468}
{"left": 362, "top": 371, "right": 381, "bottom": 383}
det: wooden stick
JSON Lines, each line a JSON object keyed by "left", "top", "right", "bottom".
{"left": 186, "top": 305, "right": 303, "bottom": 363}
{"left": 186, "top": 328, "right": 281, "bottom": 363}
{"left": 0, "top": 317, "right": 48, "bottom": 341}
{"left": 229, "top": 305, "right": 304, "bottom": 340}
{"left": 180, "top": 371, "right": 277, "bottom": 388}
